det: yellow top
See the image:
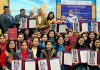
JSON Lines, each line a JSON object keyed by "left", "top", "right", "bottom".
{"left": 0, "top": 29, "right": 2, "bottom": 34}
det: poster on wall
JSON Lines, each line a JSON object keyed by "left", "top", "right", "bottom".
{"left": 61, "top": 5, "right": 92, "bottom": 22}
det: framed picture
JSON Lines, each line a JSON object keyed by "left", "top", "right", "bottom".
{"left": 19, "top": 18, "right": 27, "bottom": 29}
{"left": 64, "top": 52, "right": 72, "bottom": 66}
{"left": 50, "top": 58, "right": 61, "bottom": 70}
{"left": 73, "top": 22, "right": 80, "bottom": 32}
{"left": 88, "top": 51, "right": 97, "bottom": 66}
{"left": 91, "top": 22, "right": 98, "bottom": 32}
{"left": 71, "top": 49, "right": 79, "bottom": 63}
{"left": 57, "top": 52, "right": 63, "bottom": 65}
{"left": 58, "top": 24, "right": 66, "bottom": 33}
{"left": 82, "top": 23, "right": 88, "bottom": 32}
{"left": 12, "top": 60, "right": 22, "bottom": 70}
{"left": 8, "top": 28, "right": 17, "bottom": 40}
{"left": 38, "top": 59, "right": 48, "bottom": 70}
{"left": 28, "top": 18, "right": 36, "bottom": 28}
{"left": 50, "top": 24, "right": 57, "bottom": 33}
{"left": 25, "top": 60, "right": 36, "bottom": 70}
{"left": 80, "top": 50, "right": 88, "bottom": 63}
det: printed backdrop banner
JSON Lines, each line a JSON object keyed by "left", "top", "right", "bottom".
{"left": 61, "top": 5, "right": 92, "bottom": 22}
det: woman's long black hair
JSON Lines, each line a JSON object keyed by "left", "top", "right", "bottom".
{"left": 6, "top": 40, "right": 16, "bottom": 52}
{"left": 74, "top": 36, "right": 86, "bottom": 49}
{"left": 93, "top": 38, "right": 100, "bottom": 50}
{"left": 47, "top": 11, "right": 54, "bottom": 21}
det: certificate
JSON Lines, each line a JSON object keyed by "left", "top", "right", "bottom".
{"left": 8, "top": 28, "right": 17, "bottom": 40}
{"left": 82, "top": 23, "right": 88, "bottom": 32}
{"left": 12, "top": 60, "right": 22, "bottom": 70}
{"left": 57, "top": 52, "right": 63, "bottom": 65}
{"left": 59, "top": 24, "right": 66, "bottom": 33}
{"left": 71, "top": 49, "right": 79, "bottom": 63}
{"left": 50, "top": 24, "right": 57, "bottom": 33}
{"left": 25, "top": 60, "right": 36, "bottom": 70}
{"left": 50, "top": 58, "right": 61, "bottom": 70}
{"left": 73, "top": 22, "right": 80, "bottom": 32}
{"left": 38, "top": 59, "right": 48, "bottom": 70}
{"left": 91, "top": 22, "right": 98, "bottom": 32}
{"left": 29, "top": 19, "right": 36, "bottom": 28}
{"left": 20, "top": 18, "right": 27, "bottom": 29}
{"left": 64, "top": 52, "right": 72, "bottom": 66}
{"left": 80, "top": 50, "right": 88, "bottom": 63}
{"left": 88, "top": 51, "right": 97, "bottom": 66}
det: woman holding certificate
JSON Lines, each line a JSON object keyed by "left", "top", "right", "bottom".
{"left": 89, "top": 38, "right": 100, "bottom": 70}
{"left": 41, "top": 40, "right": 56, "bottom": 59}
{"left": 1, "top": 40, "right": 17, "bottom": 70}
{"left": 74, "top": 37, "right": 89, "bottom": 70}
{"left": 47, "top": 11, "right": 57, "bottom": 30}
{"left": 56, "top": 36, "right": 66, "bottom": 70}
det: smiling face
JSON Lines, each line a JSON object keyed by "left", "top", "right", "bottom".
{"left": 49, "top": 31, "right": 55, "bottom": 38}
{"left": 94, "top": 40, "right": 100, "bottom": 48}
{"left": 89, "top": 32, "right": 95, "bottom": 40}
{"left": 46, "top": 42, "right": 52, "bottom": 50}
{"left": 42, "top": 35, "right": 47, "bottom": 42}
{"left": 21, "top": 41, "right": 28, "bottom": 50}
{"left": 0, "top": 35, "right": 5, "bottom": 43}
{"left": 18, "top": 34, "right": 24, "bottom": 42}
{"left": 32, "top": 38, "right": 39, "bottom": 47}
{"left": 9, "top": 41, "right": 15, "bottom": 49}
{"left": 58, "top": 37, "right": 64, "bottom": 45}
{"left": 78, "top": 38, "right": 85, "bottom": 46}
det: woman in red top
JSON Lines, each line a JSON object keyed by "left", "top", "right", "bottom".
{"left": 64, "top": 33, "right": 71, "bottom": 52}
{"left": 16, "top": 40, "right": 33, "bottom": 60}
{"left": 1, "top": 40, "right": 17, "bottom": 70}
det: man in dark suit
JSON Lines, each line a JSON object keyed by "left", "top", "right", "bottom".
{"left": 0, "top": 6, "right": 14, "bottom": 33}
{"left": 14, "top": 9, "right": 28, "bottom": 28}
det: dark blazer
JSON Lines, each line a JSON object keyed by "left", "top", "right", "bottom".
{"left": 16, "top": 49, "right": 34, "bottom": 60}
{"left": 0, "top": 13, "right": 14, "bottom": 33}
{"left": 14, "top": 14, "right": 28, "bottom": 27}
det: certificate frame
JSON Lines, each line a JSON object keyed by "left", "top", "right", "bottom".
{"left": 81, "top": 23, "right": 88, "bottom": 32}
{"left": 73, "top": 22, "right": 80, "bottom": 32}
{"left": 57, "top": 24, "right": 67, "bottom": 33}
{"left": 27, "top": 18, "right": 36, "bottom": 28}
{"left": 64, "top": 52, "right": 73, "bottom": 66}
{"left": 12, "top": 60, "right": 22, "bottom": 70}
{"left": 71, "top": 49, "right": 79, "bottom": 64}
{"left": 38, "top": 59, "right": 48, "bottom": 70}
{"left": 80, "top": 50, "right": 88, "bottom": 63}
{"left": 20, "top": 18, "right": 28, "bottom": 29}
{"left": 25, "top": 60, "right": 36, "bottom": 70}
{"left": 8, "top": 28, "right": 17, "bottom": 40}
{"left": 88, "top": 51, "right": 97, "bottom": 66}
{"left": 57, "top": 52, "right": 63, "bottom": 65}
{"left": 91, "top": 21, "right": 98, "bottom": 32}
{"left": 50, "top": 58, "right": 61, "bottom": 70}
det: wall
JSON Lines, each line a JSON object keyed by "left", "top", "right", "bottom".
{"left": 0, "top": 0, "right": 8, "bottom": 14}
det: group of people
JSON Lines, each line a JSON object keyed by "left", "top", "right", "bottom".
{"left": 0, "top": 29, "right": 100, "bottom": 70}
{"left": 0, "top": 6, "right": 78, "bottom": 34}
{"left": 0, "top": 6, "right": 100, "bottom": 70}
